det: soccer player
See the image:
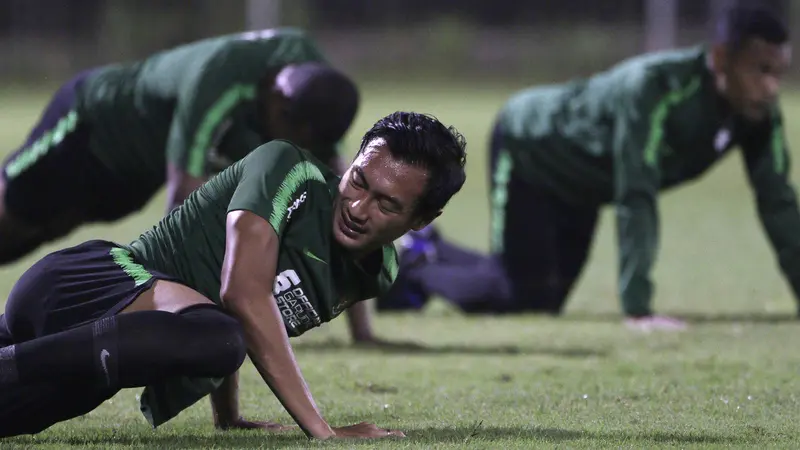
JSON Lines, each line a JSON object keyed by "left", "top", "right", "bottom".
{"left": 0, "top": 111, "right": 467, "bottom": 439}
{"left": 382, "top": 4, "right": 799, "bottom": 330}
{"left": 0, "top": 27, "right": 358, "bottom": 264}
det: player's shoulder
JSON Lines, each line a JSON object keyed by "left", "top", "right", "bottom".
{"left": 613, "top": 45, "right": 706, "bottom": 91}
{"left": 245, "top": 140, "right": 335, "bottom": 183}
{"left": 216, "top": 27, "right": 314, "bottom": 53}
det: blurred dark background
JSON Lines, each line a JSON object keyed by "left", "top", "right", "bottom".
{"left": 0, "top": 0, "right": 793, "bottom": 84}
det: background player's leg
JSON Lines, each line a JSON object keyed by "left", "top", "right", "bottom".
{"left": 379, "top": 121, "right": 516, "bottom": 314}
{"left": 0, "top": 181, "right": 83, "bottom": 264}
{"left": 404, "top": 252, "right": 513, "bottom": 312}
{"left": 502, "top": 175, "right": 599, "bottom": 314}
{"left": 549, "top": 201, "right": 600, "bottom": 310}
{"left": 0, "top": 71, "right": 96, "bottom": 264}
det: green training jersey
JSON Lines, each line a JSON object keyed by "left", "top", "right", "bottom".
{"left": 496, "top": 45, "right": 800, "bottom": 316}
{"left": 124, "top": 140, "right": 398, "bottom": 427}
{"left": 76, "top": 27, "right": 327, "bottom": 202}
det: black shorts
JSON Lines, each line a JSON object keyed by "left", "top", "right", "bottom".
{"left": 2, "top": 69, "right": 150, "bottom": 225}
{"left": 488, "top": 121, "right": 600, "bottom": 312}
{"left": 2, "top": 240, "right": 176, "bottom": 343}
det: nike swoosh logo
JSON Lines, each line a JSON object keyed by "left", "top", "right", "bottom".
{"left": 304, "top": 249, "right": 326, "bottom": 264}
{"left": 100, "top": 349, "right": 111, "bottom": 386}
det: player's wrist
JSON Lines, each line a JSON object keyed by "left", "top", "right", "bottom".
{"left": 212, "top": 407, "right": 242, "bottom": 429}
{"left": 306, "top": 420, "right": 335, "bottom": 439}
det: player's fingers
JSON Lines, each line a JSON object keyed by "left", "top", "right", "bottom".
{"left": 387, "top": 429, "right": 406, "bottom": 437}
{"left": 255, "top": 421, "right": 295, "bottom": 431}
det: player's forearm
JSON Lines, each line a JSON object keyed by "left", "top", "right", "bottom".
{"left": 616, "top": 196, "right": 659, "bottom": 317}
{"left": 165, "top": 164, "right": 206, "bottom": 213}
{"left": 165, "top": 182, "right": 196, "bottom": 213}
{"left": 346, "top": 301, "right": 374, "bottom": 342}
{"left": 228, "top": 297, "right": 334, "bottom": 439}
{"left": 210, "top": 372, "right": 241, "bottom": 428}
{"left": 757, "top": 195, "right": 800, "bottom": 303}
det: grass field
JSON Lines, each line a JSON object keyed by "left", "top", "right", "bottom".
{"left": 2, "top": 80, "right": 800, "bottom": 449}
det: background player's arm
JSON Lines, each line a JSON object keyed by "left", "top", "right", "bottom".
{"left": 613, "top": 79, "right": 663, "bottom": 317}
{"left": 164, "top": 33, "right": 330, "bottom": 212}
{"left": 165, "top": 163, "right": 206, "bottom": 213}
{"left": 741, "top": 112, "right": 800, "bottom": 311}
{"left": 346, "top": 301, "right": 373, "bottom": 341}
{"left": 220, "top": 210, "right": 335, "bottom": 438}
{"left": 163, "top": 48, "right": 258, "bottom": 211}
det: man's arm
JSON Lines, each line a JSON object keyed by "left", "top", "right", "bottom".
{"left": 210, "top": 371, "right": 295, "bottom": 431}
{"left": 210, "top": 373, "right": 240, "bottom": 428}
{"left": 741, "top": 112, "right": 800, "bottom": 312}
{"left": 220, "top": 210, "right": 335, "bottom": 438}
{"left": 613, "top": 76, "right": 667, "bottom": 319}
{"left": 219, "top": 210, "right": 404, "bottom": 439}
{"left": 346, "top": 301, "right": 374, "bottom": 342}
{"left": 165, "top": 163, "right": 207, "bottom": 213}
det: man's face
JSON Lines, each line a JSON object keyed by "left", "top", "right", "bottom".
{"left": 333, "top": 140, "right": 431, "bottom": 255}
{"left": 715, "top": 38, "right": 791, "bottom": 122}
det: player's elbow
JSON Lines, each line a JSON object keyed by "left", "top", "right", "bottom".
{"left": 220, "top": 282, "right": 255, "bottom": 313}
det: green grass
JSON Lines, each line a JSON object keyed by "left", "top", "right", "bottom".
{"left": 3, "top": 80, "right": 800, "bottom": 448}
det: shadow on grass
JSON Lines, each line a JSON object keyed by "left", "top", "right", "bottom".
{"left": 292, "top": 337, "right": 607, "bottom": 358}
{"left": 563, "top": 311, "right": 797, "bottom": 324}
{"left": 5, "top": 425, "right": 755, "bottom": 448}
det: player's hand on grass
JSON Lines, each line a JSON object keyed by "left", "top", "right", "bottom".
{"left": 625, "top": 315, "right": 687, "bottom": 332}
{"left": 330, "top": 422, "right": 405, "bottom": 439}
{"left": 216, "top": 417, "right": 295, "bottom": 431}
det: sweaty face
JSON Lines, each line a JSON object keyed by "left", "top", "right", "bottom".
{"left": 719, "top": 38, "right": 791, "bottom": 122}
{"left": 333, "top": 140, "right": 430, "bottom": 255}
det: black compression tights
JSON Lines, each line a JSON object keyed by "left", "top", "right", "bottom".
{"left": 0, "top": 305, "right": 247, "bottom": 437}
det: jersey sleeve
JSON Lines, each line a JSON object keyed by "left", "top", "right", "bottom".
{"left": 227, "top": 141, "right": 327, "bottom": 238}
{"left": 167, "top": 29, "right": 327, "bottom": 178}
{"left": 740, "top": 109, "right": 800, "bottom": 309}
{"left": 612, "top": 72, "right": 668, "bottom": 317}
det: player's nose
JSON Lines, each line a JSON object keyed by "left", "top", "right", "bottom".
{"left": 348, "top": 198, "right": 369, "bottom": 223}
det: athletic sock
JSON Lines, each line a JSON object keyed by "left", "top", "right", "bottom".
{"left": 0, "top": 305, "right": 246, "bottom": 389}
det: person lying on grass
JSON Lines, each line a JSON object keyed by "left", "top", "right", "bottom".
{"left": 0, "top": 111, "right": 467, "bottom": 440}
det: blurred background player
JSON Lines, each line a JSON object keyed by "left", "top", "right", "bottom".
{"left": 0, "top": 27, "right": 358, "bottom": 264}
{"left": 0, "top": 26, "right": 401, "bottom": 346}
{"left": 382, "top": 3, "right": 800, "bottom": 331}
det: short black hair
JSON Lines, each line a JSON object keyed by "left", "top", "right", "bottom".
{"left": 276, "top": 62, "right": 360, "bottom": 144}
{"left": 358, "top": 112, "right": 467, "bottom": 220}
{"left": 716, "top": 3, "right": 789, "bottom": 53}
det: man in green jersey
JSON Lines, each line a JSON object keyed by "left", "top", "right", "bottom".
{"left": 0, "top": 111, "right": 467, "bottom": 439}
{"left": 0, "top": 27, "right": 358, "bottom": 263}
{"left": 382, "top": 4, "right": 799, "bottom": 330}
